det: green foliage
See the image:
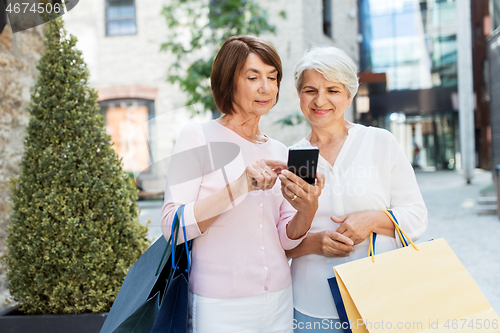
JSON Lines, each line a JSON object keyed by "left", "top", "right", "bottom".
{"left": 161, "top": 0, "right": 280, "bottom": 115}
{"left": 3, "top": 18, "right": 149, "bottom": 315}
{"left": 275, "top": 111, "right": 307, "bottom": 127}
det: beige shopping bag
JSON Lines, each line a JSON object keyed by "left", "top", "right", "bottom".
{"left": 332, "top": 212, "right": 500, "bottom": 333}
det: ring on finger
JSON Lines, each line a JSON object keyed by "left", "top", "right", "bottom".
{"left": 291, "top": 194, "right": 297, "bottom": 201}
{"left": 261, "top": 169, "right": 270, "bottom": 176}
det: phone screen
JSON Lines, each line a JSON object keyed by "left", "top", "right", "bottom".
{"left": 287, "top": 147, "right": 319, "bottom": 185}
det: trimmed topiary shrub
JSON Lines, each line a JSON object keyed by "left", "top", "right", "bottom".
{"left": 3, "top": 17, "right": 149, "bottom": 315}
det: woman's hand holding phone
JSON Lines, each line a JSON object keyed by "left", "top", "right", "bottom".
{"left": 279, "top": 170, "right": 325, "bottom": 216}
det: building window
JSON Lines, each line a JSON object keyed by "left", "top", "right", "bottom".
{"left": 494, "top": 0, "right": 500, "bottom": 31}
{"left": 323, "top": 0, "right": 332, "bottom": 37}
{"left": 358, "top": 0, "right": 458, "bottom": 90}
{"left": 106, "top": 0, "right": 137, "bottom": 36}
{"left": 99, "top": 99, "right": 154, "bottom": 174}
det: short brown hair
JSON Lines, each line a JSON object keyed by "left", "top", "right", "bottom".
{"left": 211, "top": 35, "right": 283, "bottom": 115}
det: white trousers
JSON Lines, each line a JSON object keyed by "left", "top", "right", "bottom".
{"left": 189, "top": 285, "right": 293, "bottom": 333}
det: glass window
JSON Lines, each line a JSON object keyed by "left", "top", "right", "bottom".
{"left": 494, "top": 0, "right": 500, "bottom": 31}
{"left": 431, "top": 0, "right": 456, "bottom": 24}
{"left": 99, "top": 99, "right": 153, "bottom": 173}
{"left": 106, "top": 0, "right": 137, "bottom": 36}
{"left": 359, "top": 0, "right": 457, "bottom": 90}
{"left": 380, "top": 112, "right": 458, "bottom": 170}
{"left": 323, "top": 0, "right": 332, "bottom": 37}
{"left": 430, "top": 34, "right": 457, "bottom": 87}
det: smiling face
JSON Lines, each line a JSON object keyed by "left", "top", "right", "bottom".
{"left": 232, "top": 52, "right": 279, "bottom": 117}
{"left": 299, "top": 69, "right": 353, "bottom": 128}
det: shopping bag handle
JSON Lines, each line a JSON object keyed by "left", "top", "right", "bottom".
{"left": 171, "top": 205, "right": 192, "bottom": 273}
{"left": 381, "top": 210, "right": 418, "bottom": 251}
{"left": 386, "top": 210, "right": 409, "bottom": 247}
{"left": 180, "top": 205, "right": 191, "bottom": 273}
{"left": 367, "top": 232, "right": 377, "bottom": 261}
{"left": 155, "top": 205, "right": 182, "bottom": 276}
{"left": 367, "top": 210, "right": 419, "bottom": 263}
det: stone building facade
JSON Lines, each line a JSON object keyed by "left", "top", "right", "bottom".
{"left": 0, "top": 24, "right": 45, "bottom": 311}
{"left": 0, "top": 0, "right": 359, "bottom": 310}
{"left": 0, "top": 0, "right": 360, "bottom": 314}
{"left": 63, "top": 0, "right": 360, "bottom": 191}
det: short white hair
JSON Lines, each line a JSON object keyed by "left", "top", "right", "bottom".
{"left": 294, "top": 46, "right": 359, "bottom": 99}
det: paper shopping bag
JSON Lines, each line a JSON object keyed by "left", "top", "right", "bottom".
{"left": 330, "top": 238, "right": 500, "bottom": 333}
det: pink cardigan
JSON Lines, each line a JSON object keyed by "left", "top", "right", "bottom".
{"left": 161, "top": 120, "right": 305, "bottom": 298}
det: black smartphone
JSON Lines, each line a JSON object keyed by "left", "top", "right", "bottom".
{"left": 287, "top": 147, "right": 320, "bottom": 185}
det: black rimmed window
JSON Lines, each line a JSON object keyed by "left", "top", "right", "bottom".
{"left": 106, "top": 0, "right": 137, "bottom": 36}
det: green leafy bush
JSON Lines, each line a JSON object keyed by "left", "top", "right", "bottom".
{"left": 161, "top": 0, "right": 284, "bottom": 115}
{"left": 3, "top": 18, "right": 149, "bottom": 315}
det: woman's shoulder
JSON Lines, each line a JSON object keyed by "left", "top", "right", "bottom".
{"left": 177, "top": 121, "right": 204, "bottom": 140}
{"left": 175, "top": 121, "right": 220, "bottom": 149}
{"left": 288, "top": 137, "right": 311, "bottom": 149}
{"left": 178, "top": 120, "right": 207, "bottom": 133}
{"left": 358, "top": 124, "right": 405, "bottom": 159}
{"left": 357, "top": 124, "right": 397, "bottom": 143}
{"left": 266, "top": 137, "right": 290, "bottom": 156}
{"left": 179, "top": 120, "right": 226, "bottom": 139}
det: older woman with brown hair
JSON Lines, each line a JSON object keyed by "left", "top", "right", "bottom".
{"left": 161, "top": 36, "right": 324, "bottom": 333}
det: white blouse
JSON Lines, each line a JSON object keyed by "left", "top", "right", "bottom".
{"left": 290, "top": 123, "right": 428, "bottom": 319}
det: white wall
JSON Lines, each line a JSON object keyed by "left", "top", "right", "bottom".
{"left": 260, "top": 0, "right": 360, "bottom": 145}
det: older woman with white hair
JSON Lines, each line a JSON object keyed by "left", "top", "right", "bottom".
{"left": 279, "top": 47, "right": 428, "bottom": 332}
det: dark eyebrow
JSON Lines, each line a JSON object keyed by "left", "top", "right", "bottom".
{"left": 302, "top": 85, "right": 342, "bottom": 90}
{"left": 245, "top": 68, "right": 278, "bottom": 74}
{"left": 302, "top": 84, "right": 343, "bottom": 91}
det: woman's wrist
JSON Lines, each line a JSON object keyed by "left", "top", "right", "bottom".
{"left": 286, "top": 211, "right": 314, "bottom": 240}
{"left": 296, "top": 210, "right": 316, "bottom": 229}
{"left": 372, "top": 210, "right": 396, "bottom": 236}
{"left": 306, "top": 232, "right": 321, "bottom": 256}
{"left": 287, "top": 233, "right": 317, "bottom": 258}
{"left": 229, "top": 176, "right": 249, "bottom": 200}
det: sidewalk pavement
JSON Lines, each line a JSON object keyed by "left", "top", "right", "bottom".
{"left": 415, "top": 169, "right": 500, "bottom": 313}
{"left": 138, "top": 200, "right": 164, "bottom": 243}
{"left": 138, "top": 169, "right": 500, "bottom": 313}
